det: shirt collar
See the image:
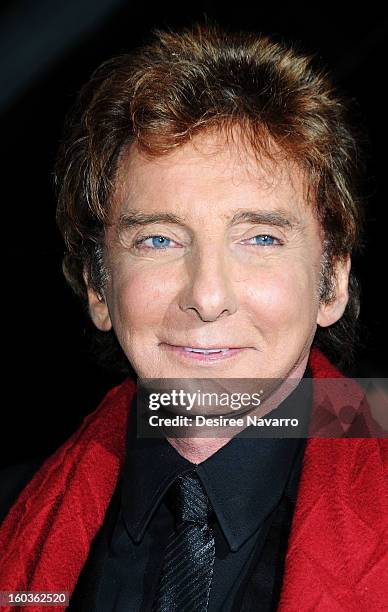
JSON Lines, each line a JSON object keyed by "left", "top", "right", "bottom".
{"left": 121, "top": 365, "right": 312, "bottom": 551}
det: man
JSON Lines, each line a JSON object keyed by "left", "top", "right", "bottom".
{"left": 0, "top": 22, "right": 387, "bottom": 612}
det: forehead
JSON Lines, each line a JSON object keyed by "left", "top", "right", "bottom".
{"left": 112, "top": 130, "right": 315, "bottom": 224}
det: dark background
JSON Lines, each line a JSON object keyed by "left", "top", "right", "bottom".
{"left": 1, "top": 1, "right": 387, "bottom": 468}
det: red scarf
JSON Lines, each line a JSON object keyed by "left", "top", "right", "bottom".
{"left": 0, "top": 347, "right": 387, "bottom": 611}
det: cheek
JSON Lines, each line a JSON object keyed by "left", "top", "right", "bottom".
{"left": 244, "top": 262, "right": 319, "bottom": 328}
{"left": 108, "top": 265, "right": 173, "bottom": 331}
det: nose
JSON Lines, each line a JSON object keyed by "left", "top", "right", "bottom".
{"left": 178, "top": 249, "right": 238, "bottom": 322}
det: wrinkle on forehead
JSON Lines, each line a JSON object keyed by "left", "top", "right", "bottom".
{"left": 111, "top": 126, "right": 315, "bottom": 224}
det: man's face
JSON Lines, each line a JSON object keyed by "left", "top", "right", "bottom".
{"left": 87, "top": 130, "right": 350, "bottom": 380}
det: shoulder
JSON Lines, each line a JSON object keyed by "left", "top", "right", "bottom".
{"left": 0, "top": 457, "right": 45, "bottom": 524}
{"left": 0, "top": 379, "right": 136, "bottom": 527}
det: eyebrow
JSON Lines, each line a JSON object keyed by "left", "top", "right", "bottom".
{"left": 115, "top": 207, "right": 301, "bottom": 235}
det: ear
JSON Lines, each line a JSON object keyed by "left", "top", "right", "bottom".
{"left": 317, "top": 255, "right": 351, "bottom": 327}
{"left": 83, "top": 270, "right": 112, "bottom": 332}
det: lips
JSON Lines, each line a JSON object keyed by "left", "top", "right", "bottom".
{"left": 160, "top": 343, "right": 248, "bottom": 362}
{"left": 161, "top": 342, "right": 243, "bottom": 350}
{"left": 183, "top": 347, "right": 230, "bottom": 354}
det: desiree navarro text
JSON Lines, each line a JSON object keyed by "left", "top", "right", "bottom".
{"left": 148, "top": 415, "right": 299, "bottom": 427}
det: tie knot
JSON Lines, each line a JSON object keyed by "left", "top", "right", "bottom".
{"left": 167, "top": 470, "right": 214, "bottom": 525}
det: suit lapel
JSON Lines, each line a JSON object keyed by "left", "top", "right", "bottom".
{"left": 67, "top": 477, "right": 122, "bottom": 611}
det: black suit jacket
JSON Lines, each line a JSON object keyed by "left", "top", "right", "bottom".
{"left": 0, "top": 444, "right": 303, "bottom": 612}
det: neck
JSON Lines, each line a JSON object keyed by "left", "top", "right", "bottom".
{"left": 166, "top": 354, "right": 310, "bottom": 464}
{"left": 166, "top": 436, "right": 231, "bottom": 464}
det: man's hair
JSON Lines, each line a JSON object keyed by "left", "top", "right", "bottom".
{"left": 55, "top": 22, "right": 367, "bottom": 373}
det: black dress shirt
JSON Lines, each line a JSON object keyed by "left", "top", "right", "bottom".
{"left": 72, "top": 367, "right": 312, "bottom": 611}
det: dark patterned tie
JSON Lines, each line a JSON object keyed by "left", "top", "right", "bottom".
{"left": 152, "top": 470, "right": 216, "bottom": 612}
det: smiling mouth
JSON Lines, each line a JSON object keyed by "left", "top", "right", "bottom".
{"left": 183, "top": 347, "right": 230, "bottom": 354}
{"left": 160, "top": 343, "right": 249, "bottom": 362}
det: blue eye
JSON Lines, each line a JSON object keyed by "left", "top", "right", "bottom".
{"left": 135, "top": 235, "right": 174, "bottom": 249}
{"left": 251, "top": 234, "right": 277, "bottom": 246}
{"left": 149, "top": 236, "right": 171, "bottom": 248}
